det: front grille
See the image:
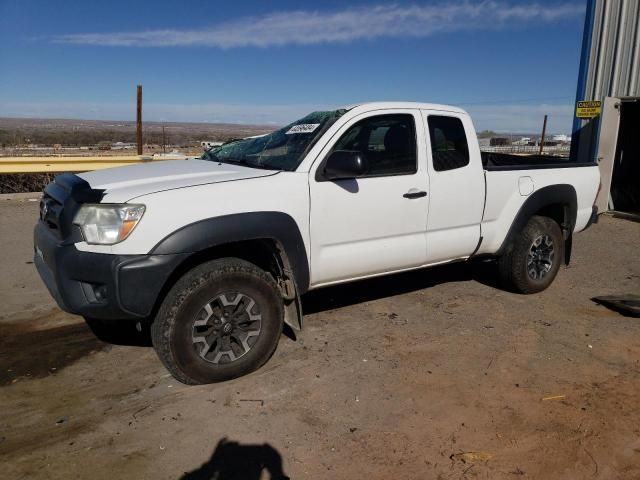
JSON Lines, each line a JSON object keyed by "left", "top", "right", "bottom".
{"left": 40, "top": 194, "right": 63, "bottom": 232}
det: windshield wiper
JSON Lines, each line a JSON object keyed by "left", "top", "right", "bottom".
{"left": 216, "top": 158, "right": 248, "bottom": 167}
{"left": 213, "top": 157, "right": 274, "bottom": 171}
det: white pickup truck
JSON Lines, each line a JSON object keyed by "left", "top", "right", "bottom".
{"left": 34, "top": 102, "right": 600, "bottom": 384}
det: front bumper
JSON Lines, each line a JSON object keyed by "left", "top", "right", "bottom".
{"left": 34, "top": 221, "right": 187, "bottom": 320}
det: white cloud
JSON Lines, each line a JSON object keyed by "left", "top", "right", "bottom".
{"left": 51, "top": 2, "right": 583, "bottom": 48}
{"left": 0, "top": 100, "right": 574, "bottom": 133}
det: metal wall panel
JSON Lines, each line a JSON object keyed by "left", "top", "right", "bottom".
{"left": 583, "top": 0, "right": 640, "bottom": 100}
{"left": 629, "top": 3, "right": 640, "bottom": 93}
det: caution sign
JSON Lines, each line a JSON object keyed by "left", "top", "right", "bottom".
{"left": 576, "top": 100, "right": 601, "bottom": 118}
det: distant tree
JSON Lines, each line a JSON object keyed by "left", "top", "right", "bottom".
{"left": 477, "top": 130, "right": 498, "bottom": 138}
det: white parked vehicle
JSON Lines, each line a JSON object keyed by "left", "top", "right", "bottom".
{"left": 201, "top": 141, "right": 223, "bottom": 150}
{"left": 34, "top": 102, "right": 600, "bottom": 384}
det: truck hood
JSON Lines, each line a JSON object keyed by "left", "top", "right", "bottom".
{"left": 78, "top": 159, "right": 277, "bottom": 202}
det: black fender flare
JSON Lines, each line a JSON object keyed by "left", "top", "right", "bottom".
{"left": 497, "top": 184, "right": 577, "bottom": 264}
{"left": 150, "top": 212, "right": 310, "bottom": 293}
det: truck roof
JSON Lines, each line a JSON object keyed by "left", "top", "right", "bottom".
{"left": 343, "top": 101, "right": 467, "bottom": 114}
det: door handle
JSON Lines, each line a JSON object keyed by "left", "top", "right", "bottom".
{"left": 403, "top": 189, "right": 427, "bottom": 199}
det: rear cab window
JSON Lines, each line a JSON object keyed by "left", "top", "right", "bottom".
{"left": 427, "top": 115, "right": 470, "bottom": 172}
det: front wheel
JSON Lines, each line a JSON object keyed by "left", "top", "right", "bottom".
{"left": 151, "top": 258, "right": 284, "bottom": 385}
{"left": 498, "top": 215, "right": 564, "bottom": 294}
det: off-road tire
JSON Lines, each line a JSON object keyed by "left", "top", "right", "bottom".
{"left": 151, "top": 258, "right": 284, "bottom": 385}
{"left": 498, "top": 215, "right": 564, "bottom": 294}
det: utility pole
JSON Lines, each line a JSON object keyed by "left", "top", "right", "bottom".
{"left": 539, "top": 114, "right": 548, "bottom": 155}
{"left": 136, "top": 85, "right": 143, "bottom": 155}
{"left": 162, "top": 125, "right": 166, "bottom": 154}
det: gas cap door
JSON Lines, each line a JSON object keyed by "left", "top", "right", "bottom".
{"left": 518, "top": 176, "right": 534, "bottom": 196}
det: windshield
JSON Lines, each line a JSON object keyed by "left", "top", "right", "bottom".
{"left": 202, "top": 109, "right": 345, "bottom": 171}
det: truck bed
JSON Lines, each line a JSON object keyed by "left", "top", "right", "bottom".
{"left": 478, "top": 160, "right": 601, "bottom": 256}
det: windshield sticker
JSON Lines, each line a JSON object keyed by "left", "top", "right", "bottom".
{"left": 286, "top": 123, "right": 321, "bottom": 135}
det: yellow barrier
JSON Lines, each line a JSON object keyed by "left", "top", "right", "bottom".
{"left": 0, "top": 155, "right": 180, "bottom": 174}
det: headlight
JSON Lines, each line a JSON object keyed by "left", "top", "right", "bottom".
{"left": 73, "top": 204, "right": 145, "bottom": 245}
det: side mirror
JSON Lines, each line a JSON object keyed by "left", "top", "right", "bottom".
{"left": 322, "top": 150, "right": 368, "bottom": 181}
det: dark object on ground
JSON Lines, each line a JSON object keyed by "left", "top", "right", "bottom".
{"left": 592, "top": 295, "right": 640, "bottom": 318}
{"left": 181, "top": 437, "right": 289, "bottom": 480}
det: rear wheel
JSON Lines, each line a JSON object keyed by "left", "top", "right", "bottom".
{"left": 151, "top": 258, "right": 283, "bottom": 385}
{"left": 498, "top": 215, "right": 564, "bottom": 294}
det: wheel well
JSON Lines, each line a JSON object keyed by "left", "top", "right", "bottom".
{"left": 535, "top": 204, "right": 568, "bottom": 230}
{"left": 495, "top": 184, "right": 577, "bottom": 265}
{"left": 147, "top": 239, "right": 295, "bottom": 321}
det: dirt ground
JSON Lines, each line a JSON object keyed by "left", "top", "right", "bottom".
{"left": 0, "top": 197, "right": 639, "bottom": 480}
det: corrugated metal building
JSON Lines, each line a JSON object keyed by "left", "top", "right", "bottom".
{"left": 572, "top": 0, "right": 640, "bottom": 214}
{"left": 579, "top": 0, "right": 640, "bottom": 100}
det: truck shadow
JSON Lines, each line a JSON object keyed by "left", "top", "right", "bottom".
{"left": 181, "top": 437, "right": 289, "bottom": 480}
{"left": 0, "top": 261, "right": 501, "bottom": 383}
{"left": 84, "top": 317, "right": 153, "bottom": 347}
{"left": 301, "top": 259, "right": 500, "bottom": 315}
{"left": 0, "top": 314, "right": 107, "bottom": 385}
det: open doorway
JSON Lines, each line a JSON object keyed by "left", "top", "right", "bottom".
{"left": 610, "top": 100, "right": 640, "bottom": 215}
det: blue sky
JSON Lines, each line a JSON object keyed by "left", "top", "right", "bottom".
{"left": 0, "top": 1, "right": 586, "bottom": 133}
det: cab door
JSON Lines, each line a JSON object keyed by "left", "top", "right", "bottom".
{"left": 308, "top": 110, "right": 429, "bottom": 286}
{"left": 422, "top": 111, "right": 485, "bottom": 262}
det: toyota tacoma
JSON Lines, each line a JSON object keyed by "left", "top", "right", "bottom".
{"left": 34, "top": 102, "right": 600, "bottom": 384}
